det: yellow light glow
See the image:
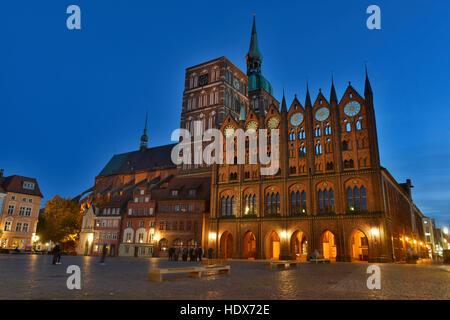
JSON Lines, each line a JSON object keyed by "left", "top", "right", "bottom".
{"left": 405, "top": 237, "right": 409, "bottom": 241}
{"left": 371, "top": 228, "right": 379, "bottom": 237}
{"left": 209, "top": 232, "right": 216, "bottom": 240}
{"left": 281, "top": 231, "right": 287, "bottom": 238}
{"left": 444, "top": 227, "right": 449, "bottom": 235}
{"left": 153, "top": 233, "right": 160, "bottom": 242}
{"left": 413, "top": 240, "right": 417, "bottom": 244}
{"left": 245, "top": 207, "right": 249, "bottom": 214}
{"left": 88, "top": 234, "right": 93, "bottom": 243}
{"left": 420, "top": 242, "right": 423, "bottom": 246}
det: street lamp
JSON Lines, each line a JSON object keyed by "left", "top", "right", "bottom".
{"left": 443, "top": 227, "right": 448, "bottom": 235}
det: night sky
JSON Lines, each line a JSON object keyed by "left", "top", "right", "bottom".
{"left": 1, "top": 0, "right": 449, "bottom": 227}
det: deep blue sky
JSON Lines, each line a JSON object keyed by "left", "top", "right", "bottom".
{"left": 1, "top": 1, "right": 449, "bottom": 227}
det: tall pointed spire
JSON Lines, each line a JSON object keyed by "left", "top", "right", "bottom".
{"left": 140, "top": 112, "right": 149, "bottom": 150}
{"left": 246, "top": 14, "right": 263, "bottom": 76}
{"left": 281, "top": 89, "right": 287, "bottom": 113}
{"left": 364, "top": 65, "right": 373, "bottom": 97}
{"left": 305, "top": 82, "right": 312, "bottom": 108}
{"left": 247, "top": 14, "right": 262, "bottom": 61}
{"left": 330, "top": 73, "right": 337, "bottom": 103}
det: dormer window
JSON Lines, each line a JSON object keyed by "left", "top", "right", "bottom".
{"left": 23, "top": 181, "right": 35, "bottom": 190}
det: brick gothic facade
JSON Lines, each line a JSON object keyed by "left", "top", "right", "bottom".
{"left": 78, "top": 17, "right": 426, "bottom": 262}
{"left": 204, "top": 17, "right": 426, "bottom": 262}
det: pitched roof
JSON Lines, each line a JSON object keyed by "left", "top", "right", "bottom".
{"left": 0, "top": 175, "right": 43, "bottom": 198}
{"left": 98, "top": 143, "right": 177, "bottom": 177}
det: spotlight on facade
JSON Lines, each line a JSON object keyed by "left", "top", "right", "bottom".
{"left": 245, "top": 207, "right": 249, "bottom": 214}
{"left": 444, "top": 227, "right": 449, "bottom": 235}
{"left": 88, "top": 234, "right": 93, "bottom": 243}
{"left": 371, "top": 228, "right": 379, "bottom": 237}
{"left": 420, "top": 242, "right": 423, "bottom": 246}
{"left": 209, "top": 232, "right": 216, "bottom": 240}
{"left": 413, "top": 240, "right": 417, "bottom": 244}
{"left": 281, "top": 231, "right": 287, "bottom": 238}
{"left": 405, "top": 237, "right": 409, "bottom": 241}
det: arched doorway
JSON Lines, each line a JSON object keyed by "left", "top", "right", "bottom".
{"left": 266, "top": 231, "right": 280, "bottom": 260}
{"left": 243, "top": 231, "right": 256, "bottom": 259}
{"left": 321, "top": 230, "right": 337, "bottom": 261}
{"left": 220, "top": 231, "right": 233, "bottom": 259}
{"left": 290, "top": 230, "right": 308, "bottom": 261}
{"left": 350, "top": 230, "right": 369, "bottom": 261}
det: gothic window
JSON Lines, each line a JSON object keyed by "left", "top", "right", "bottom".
{"left": 326, "top": 162, "right": 334, "bottom": 170}
{"left": 290, "top": 166, "right": 297, "bottom": 174}
{"left": 315, "top": 141, "right": 322, "bottom": 155}
{"left": 346, "top": 123, "right": 351, "bottom": 132}
{"left": 318, "top": 188, "right": 335, "bottom": 212}
{"left": 298, "top": 127, "right": 305, "bottom": 140}
{"left": 347, "top": 186, "right": 368, "bottom": 211}
{"left": 265, "top": 192, "right": 280, "bottom": 215}
{"left": 315, "top": 127, "right": 321, "bottom": 137}
{"left": 289, "top": 129, "right": 295, "bottom": 141}
{"left": 244, "top": 194, "right": 257, "bottom": 215}
{"left": 356, "top": 121, "right": 362, "bottom": 130}
{"left": 342, "top": 140, "right": 349, "bottom": 151}
{"left": 290, "top": 190, "right": 307, "bottom": 215}
{"left": 344, "top": 159, "right": 354, "bottom": 168}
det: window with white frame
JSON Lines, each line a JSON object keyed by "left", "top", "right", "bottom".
{"left": 15, "top": 222, "right": 22, "bottom": 232}
{"left": 19, "top": 207, "right": 26, "bottom": 216}
{"left": 22, "top": 223, "right": 29, "bottom": 232}
{"left": 7, "top": 205, "right": 14, "bottom": 215}
{"left": 4, "top": 221, "right": 11, "bottom": 231}
{"left": 23, "top": 181, "right": 35, "bottom": 190}
{"left": 25, "top": 208, "right": 32, "bottom": 216}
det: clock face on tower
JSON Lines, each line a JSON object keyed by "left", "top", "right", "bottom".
{"left": 315, "top": 107, "right": 330, "bottom": 122}
{"left": 224, "top": 125, "right": 235, "bottom": 137}
{"left": 267, "top": 117, "right": 280, "bottom": 129}
{"left": 290, "top": 112, "right": 304, "bottom": 126}
{"left": 344, "top": 101, "right": 361, "bottom": 117}
{"left": 246, "top": 121, "right": 258, "bottom": 133}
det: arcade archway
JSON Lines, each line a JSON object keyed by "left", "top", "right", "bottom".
{"left": 290, "top": 230, "right": 308, "bottom": 261}
{"left": 320, "top": 230, "right": 337, "bottom": 261}
{"left": 350, "top": 230, "right": 369, "bottom": 261}
{"left": 220, "top": 231, "right": 233, "bottom": 259}
{"left": 266, "top": 231, "right": 280, "bottom": 260}
{"left": 243, "top": 231, "right": 256, "bottom": 259}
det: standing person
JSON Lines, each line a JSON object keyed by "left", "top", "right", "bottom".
{"left": 182, "top": 247, "right": 188, "bottom": 261}
{"left": 198, "top": 246, "right": 203, "bottom": 262}
{"left": 208, "top": 247, "right": 213, "bottom": 259}
{"left": 168, "top": 247, "right": 173, "bottom": 261}
{"left": 192, "top": 248, "right": 197, "bottom": 262}
{"left": 174, "top": 247, "right": 179, "bottom": 262}
{"left": 100, "top": 244, "right": 107, "bottom": 264}
{"left": 52, "top": 243, "right": 61, "bottom": 265}
{"left": 189, "top": 248, "right": 194, "bottom": 261}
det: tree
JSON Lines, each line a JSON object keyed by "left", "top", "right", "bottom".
{"left": 37, "top": 196, "right": 82, "bottom": 245}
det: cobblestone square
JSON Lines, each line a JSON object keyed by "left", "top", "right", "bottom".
{"left": 0, "top": 255, "right": 449, "bottom": 300}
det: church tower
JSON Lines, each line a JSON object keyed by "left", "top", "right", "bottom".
{"left": 246, "top": 15, "right": 278, "bottom": 115}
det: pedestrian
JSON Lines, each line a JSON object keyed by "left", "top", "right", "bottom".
{"left": 100, "top": 244, "right": 107, "bottom": 264}
{"left": 174, "top": 247, "right": 179, "bottom": 261}
{"left": 198, "top": 246, "right": 203, "bottom": 262}
{"left": 52, "top": 243, "right": 61, "bottom": 265}
{"left": 208, "top": 247, "right": 213, "bottom": 259}
{"left": 168, "top": 247, "right": 173, "bottom": 261}
{"left": 182, "top": 247, "right": 188, "bottom": 261}
{"left": 189, "top": 248, "right": 194, "bottom": 261}
{"left": 192, "top": 248, "right": 197, "bottom": 262}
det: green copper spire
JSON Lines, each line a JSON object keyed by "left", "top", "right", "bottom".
{"left": 247, "top": 15, "right": 262, "bottom": 61}
{"left": 246, "top": 14, "right": 273, "bottom": 96}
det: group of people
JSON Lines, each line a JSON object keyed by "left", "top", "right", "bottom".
{"left": 168, "top": 246, "right": 204, "bottom": 262}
